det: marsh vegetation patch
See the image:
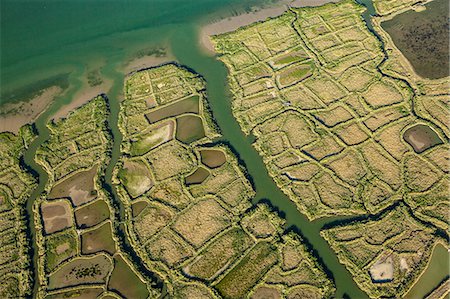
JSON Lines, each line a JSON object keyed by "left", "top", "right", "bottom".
{"left": 130, "top": 120, "right": 174, "bottom": 156}
{"left": 172, "top": 198, "right": 231, "bottom": 248}
{"left": 118, "top": 160, "right": 154, "bottom": 198}
{"left": 183, "top": 228, "right": 254, "bottom": 280}
{"left": 45, "top": 229, "right": 78, "bottom": 272}
{"left": 215, "top": 242, "right": 278, "bottom": 299}
{"left": 117, "top": 64, "right": 336, "bottom": 298}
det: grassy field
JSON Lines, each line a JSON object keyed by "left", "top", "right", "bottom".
{"left": 114, "top": 64, "right": 336, "bottom": 298}
{"left": 34, "top": 96, "right": 156, "bottom": 297}
{"left": 212, "top": 0, "right": 449, "bottom": 297}
{"left": 0, "top": 126, "right": 37, "bottom": 298}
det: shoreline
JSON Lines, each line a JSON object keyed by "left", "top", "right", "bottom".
{"left": 0, "top": 0, "right": 340, "bottom": 130}
{"left": 51, "top": 79, "right": 114, "bottom": 121}
{"left": 199, "top": 0, "right": 339, "bottom": 54}
{"left": 0, "top": 86, "right": 63, "bottom": 134}
{"left": 51, "top": 52, "right": 176, "bottom": 121}
{"left": 121, "top": 52, "right": 176, "bottom": 75}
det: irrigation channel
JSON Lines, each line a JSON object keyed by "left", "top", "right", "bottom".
{"left": 20, "top": 0, "right": 447, "bottom": 298}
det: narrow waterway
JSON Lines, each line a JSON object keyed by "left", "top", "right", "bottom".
{"left": 169, "top": 25, "right": 368, "bottom": 298}
{"left": 22, "top": 64, "right": 93, "bottom": 295}
{"left": 18, "top": 0, "right": 447, "bottom": 298}
{"left": 22, "top": 56, "right": 165, "bottom": 295}
{"left": 20, "top": 1, "right": 370, "bottom": 298}
{"left": 404, "top": 243, "right": 450, "bottom": 299}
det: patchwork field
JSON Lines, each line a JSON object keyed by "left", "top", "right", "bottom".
{"left": 212, "top": 0, "right": 449, "bottom": 297}
{"left": 114, "top": 64, "right": 336, "bottom": 298}
{"left": 34, "top": 96, "right": 155, "bottom": 298}
{"left": 3, "top": 1, "right": 447, "bottom": 298}
{"left": 0, "top": 126, "right": 37, "bottom": 298}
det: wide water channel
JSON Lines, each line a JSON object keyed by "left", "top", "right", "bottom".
{"left": 2, "top": 0, "right": 446, "bottom": 297}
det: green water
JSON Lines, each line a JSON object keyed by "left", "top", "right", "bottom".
{"left": 404, "top": 244, "right": 450, "bottom": 299}
{"left": 0, "top": 0, "right": 271, "bottom": 103}
{"left": 2, "top": 0, "right": 446, "bottom": 298}
{"left": 171, "top": 24, "right": 367, "bottom": 298}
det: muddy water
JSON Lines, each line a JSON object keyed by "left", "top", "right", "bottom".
{"left": 381, "top": 0, "right": 449, "bottom": 79}
{"left": 403, "top": 124, "right": 443, "bottom": 153}
{"left": 175, "top": 114, "right": 206, "bottom": 143}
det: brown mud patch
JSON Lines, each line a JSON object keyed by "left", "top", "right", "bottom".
{"left": 185, "top": 167, "right": 211, "bottom": 185}
{"left": 49, "top": 165, "right": 98, "bottom": 206}
{"left": 200, "top": 149, "right": 227, "bottom": 168}
{"left": 403, "top": 124, "right": 443, "bottom": 153}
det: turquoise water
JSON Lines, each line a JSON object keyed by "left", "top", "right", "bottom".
{"left": 2, "top": 0, "right": 446, "bottom": 298}
{"left": 0, "top": 0, "right": 273, "bottom": 103}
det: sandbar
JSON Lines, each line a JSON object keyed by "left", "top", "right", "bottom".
{"left": 0, "top": 86, "right": 63, "bottom": 133}
{"left": 122, "top": 52, "right": 175, "bottom": 74}
{"left": 51, "top": 79, "right": 113, "bottom": 121}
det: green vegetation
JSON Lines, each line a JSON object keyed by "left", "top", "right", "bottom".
{"left": 183, "top": 228, "right": 254, "bottom": 280}
{"left": 129, "top": 120, "right": 174, "bottom": 156}
{"left": 118, "top": 160, "right": 154, "bottom": 198}
{"left": 212, "top": 0, "right": 449, "bottom": 297}
{"left": 44, "top": 228, "right": 78, "bottom": 272}
{"left": 114, "top": 64, "right": 336, "bottom": 297}
{"left": 0, "top": 126, "right": 37, "bottom": 298}
{"left": 322, "top": 205, "right": 439, "bottom": 297}
{"left": 373, "top": 0, "right": 425, "bottom": 16}
{"left": 34, "top": 96, "right": 158, "bottom": 297}
{"left": 215, "top": 242, "right": 278, "bottom": 299}
{"left": 36, "top": 97, "right": 109, "bottom": 182}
